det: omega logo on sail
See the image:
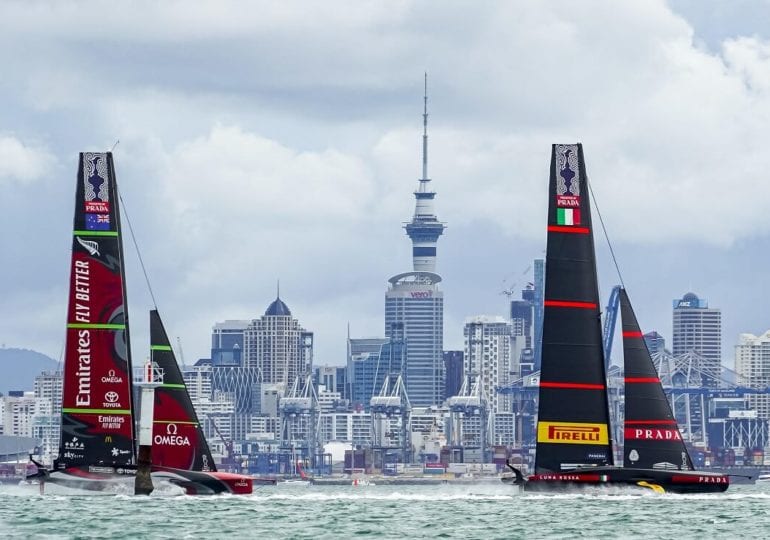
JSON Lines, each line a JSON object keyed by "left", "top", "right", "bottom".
{"left": 101, "top": 369, "right": 123, "bottom": 384}
{"left": 154, "top": 423, "right": 191, "bottom": 446}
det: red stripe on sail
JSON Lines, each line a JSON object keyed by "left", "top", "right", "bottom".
{"left": 624, "top": 420, "right": 677, "bottom": 425}
{"left": 547, "top": 225, "right": 590, "bottom": 234}
{"left": 544, "top": 300, "right": 598, "bottom": 309}
{"left": 622, "top": 331, "right": 643, "bottom": 338}
{"left": 624, "top": 377, "right": 660, "bottom": 383}
{"left": 540, "top": 381, "right": 606, "bottom": 390}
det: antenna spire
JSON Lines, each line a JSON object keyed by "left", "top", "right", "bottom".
{"left": 277, "top": 279, "right": 280, "bottom": 299}
{"left": 421, "top": 72, "right": 429, "bottom": 188}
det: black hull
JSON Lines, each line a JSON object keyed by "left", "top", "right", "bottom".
{"left": 38, "top": 465, "right": 255, "bottom": 495}
{"left": 522, "top": 467, "right": 729, "bottom": 494}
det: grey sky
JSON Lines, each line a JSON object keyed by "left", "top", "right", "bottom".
{"left": 1, "top": 1, "right": 768, "bottom": 371}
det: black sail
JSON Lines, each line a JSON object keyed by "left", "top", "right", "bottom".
{"left": 620, "top": 289, "right": 693, "bottom": 470}
{"left": 149, "top": 310, "right": 216, "bottom": 472}
{"left": 535, "top": 144, "right": 613, "bottom": 473}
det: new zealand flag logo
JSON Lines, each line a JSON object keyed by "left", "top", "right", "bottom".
{"left": 85, "top": 214, "right": 110, "bottom": 231}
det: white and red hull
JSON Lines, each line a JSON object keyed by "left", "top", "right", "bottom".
{"left": 39, "top": 465, "right": 255, "bottom": 495}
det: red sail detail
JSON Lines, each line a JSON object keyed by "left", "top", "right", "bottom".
{"left": 543, "top": 300, "right": 598, "bottom": 309}
{"left": 540, "top": 382, "right": 606, "bottom": 390}
{"left": 152, "top": 394, "right": 200, "bottom": 470}
{"left": 622, "top": 331, "right": 643, "bottom": 338}
{"left": 547, "top": 225, "right": 590, "bottom": 234}
{"left": 625, "top": 420, "right": 678, "bottom": 425}
{"left": 624, "top": 377, "right": 660, "bottom": 383}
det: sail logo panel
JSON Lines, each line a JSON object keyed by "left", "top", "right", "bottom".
{"left": 537, "top": 421, "right": 609, "bottom": 445}
{"left": 83, "top": 153, "right": 111, "bottom": 214}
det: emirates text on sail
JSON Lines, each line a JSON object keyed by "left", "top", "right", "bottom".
{"left": 73, "top": 259, "right": 92, "bottom": 407}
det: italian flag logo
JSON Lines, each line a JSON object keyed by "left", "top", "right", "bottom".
{"left": 557, "top": 208, "right": 580, "bottom": 226}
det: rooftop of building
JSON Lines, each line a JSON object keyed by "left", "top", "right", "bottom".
{"left": 265, "top": 296, "right": 291, "bottom": 317}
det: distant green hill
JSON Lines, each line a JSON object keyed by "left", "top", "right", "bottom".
{"left": 0, "top": 348, "right": 59, "bottom": 395}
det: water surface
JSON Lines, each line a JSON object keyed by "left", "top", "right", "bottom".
{"left": 0, "top": 481, "right": 767, "bottom": 539}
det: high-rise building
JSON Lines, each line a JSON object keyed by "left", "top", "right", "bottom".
{"left": 32, "top": 370, "right": 62, "bottom": 460}
{"left": 463, "top": 316, "right": 512, "bottom": 415}
{"left": 443, "top": 351, "right": 464, "bottom": 399}
{"left": 644, "top": 331, "right": 666, "bottom": 357}
{"left": 735, "top": 331, "right": 770, "bottom": 418}
{"left": 348, "top": 335, "right": 405, "bottom": 411}
{"left": 244, "top": 294, "right": 313, "bottom": 390}
{"left": 385, "top": 76, "right": 446, "bottom": 407}
{"left": 211, "top": 320, "right": 249, "bottom": 366}
{"left": 0, "top": 391, "right": 36, "bottom": 437}
{"left": 313, "top": 365, "right": 347, "bottom": 397}
{"left": 347, "top": 337, "right": 388, "bottom": 405}
{"left": 532, "top": 259, "right": 545, "bottom": 371}
{"left": 672, "top": 292, "right": 722, "bottom": 385}
{"left": 510, "top": 289, "right": 534, "bottom": 379}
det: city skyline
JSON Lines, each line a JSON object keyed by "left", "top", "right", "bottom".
{"left": 3, "top": 1, "right": 770, "bottom": 370}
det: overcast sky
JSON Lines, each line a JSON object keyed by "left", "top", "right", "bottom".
{"left": 2, "top": 0, "right": 770, "bottom": 371}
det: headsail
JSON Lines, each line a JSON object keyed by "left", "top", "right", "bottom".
{"left": 620, "top": 289, "right": 693, "bottom": 470}
{"left": 150, "top": 310, "right": 216, "bottom": 472}
{"left": 56, "top": 152, "right": 136, "bottom": 470}
{"left": 535, "top": 144, "right": 613, "bottom": 473}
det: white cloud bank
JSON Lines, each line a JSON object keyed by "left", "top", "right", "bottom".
{"left": 3, "top": 1, "right": 770, "bottom": 362}
{"left": 0, "top": 135, "right": 55, "bottom": 183}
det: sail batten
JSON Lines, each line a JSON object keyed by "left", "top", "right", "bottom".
{"left": 535, "top": 143, "right": 613, "bottom": 473}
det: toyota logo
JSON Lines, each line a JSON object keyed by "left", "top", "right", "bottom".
{"left": 105, "top": 391, "right": 119, "bottom": 403}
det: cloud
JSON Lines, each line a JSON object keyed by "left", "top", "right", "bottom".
{"left": 4, "top": 0, "right": 770, "bottom": 365}
{"left": 0, "top": 135, "right": 55, "bottom": 183}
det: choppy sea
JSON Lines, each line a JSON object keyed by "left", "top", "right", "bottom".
{"left": 0, "top": 481, "right": 768, "bottom": 539}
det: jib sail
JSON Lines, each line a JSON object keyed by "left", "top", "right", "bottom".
{"left": 620, "top": 289, "right": 693, "bottom": 470}
{"left": 56, "top": 152, "right": 136, "bottom": 470}
{"left": 535, "top": 144, "right": 613, "bottom": 473}
{"left": 150, "top": 310, "right": 216, "bottom": 472}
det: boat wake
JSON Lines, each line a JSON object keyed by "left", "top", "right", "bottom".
{"left": 248, "top": 490, "right": 516, "bottom": 502}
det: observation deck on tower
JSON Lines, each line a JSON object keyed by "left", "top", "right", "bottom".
{"left": 403, "top": 73, "right": 446, "bottom": 275}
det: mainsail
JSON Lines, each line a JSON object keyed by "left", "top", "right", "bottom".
{"left": 149, "top": 310, "right": 216, "bottom": 472}
{"left": 620, "top": 289, "right": 694, "bottom": 470}
{"left": 56, "top": 152, "right": 136, "bottom": 470}
{"left": 535, "top": 143, "right": 613, "bottom": 473}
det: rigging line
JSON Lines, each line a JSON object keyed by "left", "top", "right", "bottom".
{"left": 117, "top": 186, "right": 158, "bottom": 310}
{"left": 587, "top": 176, "right": 625, "bottom": 289}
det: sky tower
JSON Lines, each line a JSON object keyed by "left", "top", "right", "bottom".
{"left": 404, "top": 73, "right": 446, "bottom": 272}
{"left": 385, "top": 74, "right": 446, "bottom": 407}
